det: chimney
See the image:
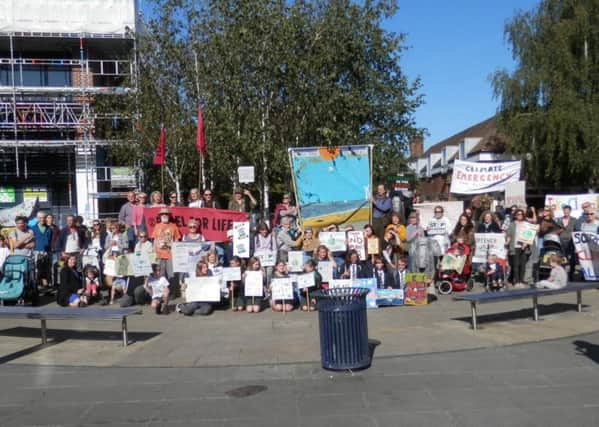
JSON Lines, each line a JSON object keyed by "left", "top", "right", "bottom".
{"left": 409, "top": 136, "right": 424, "bottom": 159}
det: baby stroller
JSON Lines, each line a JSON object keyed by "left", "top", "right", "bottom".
{"left": 436, "top": 242, "right": 473, "bottom": 295}
{"left": 537, "top": 233, "right": 565, "bottom": 281}
{"left": 0, "top": 255, "right": 38, "bottom": 305}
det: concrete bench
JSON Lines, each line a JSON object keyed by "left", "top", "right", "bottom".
{"left": 453, "top": 282, "right": 599, "bottom": 330}
{"left": 0, "top": 307, "right": 141, "bottom": 346}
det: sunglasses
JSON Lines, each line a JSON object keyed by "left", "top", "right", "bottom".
{"left": 139, "top": 235, "right": 147, "bottom": 238}
{"left": 189, "top": 225, "right": 198, "bottom": 229}
{"left": 204, "top": 193, "right": 212, "bottom": 196}
{"left": 434, "top": 211, "right": 442, "bottom": 214}
{"left": 584, "top": 213, "right": 595, "bottom": 216}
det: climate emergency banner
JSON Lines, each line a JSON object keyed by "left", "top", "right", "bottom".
{"left": 450, "top": 160, "right": 521, "bottom": 194}
{"left": 144, "top": 207, "right": 247, "bottom": 242}
{"left": 572, "top": 232, "right": 599, "bottom": 281}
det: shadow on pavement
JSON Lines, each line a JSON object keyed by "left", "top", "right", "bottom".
{"left": 452, "top": 302, "right": 586, "bottom": 325}
{"left": 0, "top": 339, "right": 64, "bottom": 364}
{"left": 0, "top": 326, "right": 160, "bottom": 345}
{"left": 573, "top": 340, "right": 599, "bottom": 365}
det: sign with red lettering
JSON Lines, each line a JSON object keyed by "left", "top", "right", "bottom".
{"left": 450, "top": 160, "right": 521, "bottom": 194}
{"left": 144, "top": 207, "right": 248, "bottom": 242}
{"left": 403, "top": 273, "right": 428, "bottom": 305}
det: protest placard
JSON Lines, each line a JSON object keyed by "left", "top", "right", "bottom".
{"left": 347, "top": 230, "right": 366, "bottom": 260}
{"left": 270, "top": 278, "right": 293, "bottom": 300}
{"left": 317, "top": 261, "right": 334, "bottom": 282}
{"left": 516, "top": 222, "right": 538, "bottom": 246}
{"left": 244, "top": 271, "right": 264, "bottom": 297}
{"left": 128, "top": 252, "right": 153, "bottom": 277}
{"left": 287, "top": 251, "right": 304, "bottom": 272}
{"left": 505, "top": 181, "right": 526, "bottom": 208}
{"left": 254, "top": 250, "right": 276, "bottom": 267}
{"left": 440, "top": 253, "right": 466, "bottom": 274}
{"left": 403, "top": 273, "right": 428, "bottom": 305}
{"left": 353, "top": 278, "right": 378, "bottom": 309}
{"left": 450, "top": 160, "right": 521, "bottom": 194}
{"left": 545, "top": 193, "right": 599, "bottom": 218}
{"left": 318, "top": 232, "right": 347, "bottom": 252}
{"left": 222, "top": 267, "right": 241, "bottom": 282}
{"left": 185, "top": 277, "right": 222, "bottom": 302}
{"left": 473, "top": 233, "right": 506, "bottom": 263}
{"left": 172, "top": 242, "right": 206, "bottom": 273}
{"left": 376, "top": 289, "right": 404, "bottom": 306}
{"left": 367, "top": 237, "right": 380, "bottom": 255}
{"left": 572, "top": 232, "right": 599, "bottom": 280}
{"left": 103, "top": 255, "right": 129, "bottom": 277}
{"left": 233, "top": 221, "right": 250, "bottom": 257}
{"left": 238, "top": 166, "right": 255, "bottom": 183}
{"left": 296, "top": 273, "right": 316, "bottom": 289}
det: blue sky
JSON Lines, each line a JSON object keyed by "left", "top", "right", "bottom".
{"left": 388, "top": 0, "right": 540, "bottom": 149}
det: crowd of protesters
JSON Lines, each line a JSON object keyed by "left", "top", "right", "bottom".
{"left": 1, "top": 184, "right": 597, "bottom": 312}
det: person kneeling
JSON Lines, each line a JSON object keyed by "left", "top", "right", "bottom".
{"left": 144, "top": 264, "right": 171, "bottom": 314}
{"left": 179, "top": 261, "right": 215, "bottom": 316}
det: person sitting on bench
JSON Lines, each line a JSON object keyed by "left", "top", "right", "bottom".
{"left": 534, "top": 254, "right": 567, "bottom": 290}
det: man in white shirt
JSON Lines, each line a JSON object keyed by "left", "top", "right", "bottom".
{"left": 426, "top": 205, "right": 452, "bottom": 253}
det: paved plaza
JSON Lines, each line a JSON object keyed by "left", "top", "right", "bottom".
{"left": 1, "top": 290, "right": 599, "bottom": 426}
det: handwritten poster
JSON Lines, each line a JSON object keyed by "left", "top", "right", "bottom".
{"left": 185, "top": 277, "right": 222, "bottom": 302}
{"left": 233, "top": 221, "right": 250, "bottom": 258}
{"left": 318, "top": 232, "right": 347, "bottom": 252}
{"left": 244, "top": 271, "right": 264, "bottom": 297}
{"left": 347, "top": 230, "right": 366, "bottom": 261}
{"left": 271, "top": 278, "right": 294, "bottom": 300}
{"left": 287, "top": 251, "right": 304, "bottom": 272}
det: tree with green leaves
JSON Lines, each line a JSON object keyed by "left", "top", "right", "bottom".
{"left": 105, "top": 0, "right": 424, "bottom": 215}
{"left": 492, "top": 0, "right": 599, "bottom": 191}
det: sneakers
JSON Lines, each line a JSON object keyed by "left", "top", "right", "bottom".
{"left": 175, "top": 303, "right": 182, "bottom": 313}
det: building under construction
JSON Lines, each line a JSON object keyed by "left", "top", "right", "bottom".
{"left": 0, "top": 0, "right": 137, "bottom": 223}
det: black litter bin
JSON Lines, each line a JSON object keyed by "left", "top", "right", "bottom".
{"left": 315, "top": 287, "right": 370, "bottom": 371}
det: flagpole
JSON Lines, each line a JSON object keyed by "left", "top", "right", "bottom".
{"left": 194, "top": 51, "right": 205, "bottom": 190}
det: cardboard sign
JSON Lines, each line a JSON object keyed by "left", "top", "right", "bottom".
{"left": 376, "top": 289, "right": 404, "bottom": 306}
{"left": 296, "top": 272, "right": 316, "bottom": 289}
{"left": 516, "top": 222, "right": 538, "bottom": 246}
{"left": 440, "top": 253, "right": 466, "bottom": 274}
{"left": 505, "top": 181, "right": 526, "bottom": 208}
{"left": 254, "top": 250, "right": 276, "bottom": 267}
{"left": 403, "top": 273, "right": 428, "bottom": 305}
{"left": 271, "top": 278, "right": 293, "bottom": 300}
{"left": 185, "top": 277, "right": 222, "bottom": 302}
{"left": 244, "top": 271, "right": 264, "bottom": 297}
{"left": 238, "top": 166, "right": 255, "bottom": 183}
{"left": 318, "top": 232, "right": 347, "bottom": 252}
{"left": 347, "top": 230, "right": 366, "bottom": 261}
{"left": 473, "top": 233, "right": 506, "bottom": 263}
{"left": 172, "top": 242, "right": 208, "bottom": 273}
{"left": 545, "top": 193, "right": 599, "bottom": 219}
{"left": 222, "top": 267, "right": 241, "bottom": 282}
{"left": 128, "top": 252, "right": 153, "bottom": 277}
{"left": 287, "top": 251, "right": 304, "bottom": 272}
{"left": 329, "top": 279, "right": 352, "bottom": 289}
{"left": 414, "top": 201, "right": 464, "bottom": 233}
{"left": 317, "top": 261, "right": 334, "bottom": 282}
{"left": 103, "top": 255, "right": 129, "bottom": 277}
{"left": 144, "top": 207, "right": 247, "bottom": 242}
{"left": 367, "top": 237, "right": 380, "bottom": 255}
{"left": 233, "top": 221, "right": 250, "bottom": 258}
{"left": 573, "top": 232, "right": 599, "bottom": 280}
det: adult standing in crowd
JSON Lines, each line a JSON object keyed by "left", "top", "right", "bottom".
{"left": 450, "top": 214, "right": 475, "bottom": 247}
{"left": 272, "top": 193, "right": 298, "bottom": 229}
{"left": 201, "top": 188, "right": 221, "bottom": 209}
{"left": 188, "top": 188, "right": 202, "bottom": 207}
{"left": 149, "top": 191, "right": 165, "bottom": 207}
{"left": 575, "top": 202, "right": 594, "bottom": 231}
{"left": 578, "top": 208, "right": 599, "bottom": 233}
{"left": 477, "top": 211, "right": 502, "bottom": 233}
{"left": 426, "top": 205, "right": 452, "bottom": 254}
{"left": 507, "top": 208, "right": 529, "bottom": 287}
{"left": 45, "top": 213, "right": 61, "bottom": 285}
{"left": 56, "top": 215, "right": 87, "bottom": 262}
{"left": 371, "top": 184, "right": 392, "bottom": 238}
{"left": 118, "top": 190, "right": 136, "bottom": 251}
{"left": 384, "top": 213, "right": 406, "bottom": 264}
{"left": 167, "top": 191, "right": 179, "bottom": 207}
{"left": 8, "top": 216, "right": 34, "bottom": 256}
{"left": 276, "top": 217, "right": 303, "bottom": 262}
{"left": 556, "top": 205, "right": 576, "bottom": 280}
{"left": 32, "top": 211, "right": 52, "bottom": 290}
{"left": 131, "top": 191, "right": 147, "bottom": 240}
{"left": 228, "top": 188, "right": 257, "bottom": 213}
{"left": 152, "top": 208, "right": 181, "bottom": 280}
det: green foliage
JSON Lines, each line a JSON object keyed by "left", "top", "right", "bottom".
{"left": 492, "top": 0, "right": 599, "bottom": 190}
{"left": 106, "top": 0, "right": 424, "bottom": 204}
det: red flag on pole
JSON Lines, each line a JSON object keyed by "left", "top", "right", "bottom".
{"left": 152, "top": 126, "right": 165, "bottom": 166}
{"left": 196, "top": 105, "right": 206, "bottom": 155}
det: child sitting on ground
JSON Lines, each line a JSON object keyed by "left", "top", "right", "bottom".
{"left": 534, "top": 254, "right": 568, "bottom": 290}
{"left": 83, "top": 265, "right": 100, "bottom": 299}
{"left": 485, "top": 254, "right": 504, "bottom": 290}
{"left": 144, "top": 263, "right": 171, "bottom": 314}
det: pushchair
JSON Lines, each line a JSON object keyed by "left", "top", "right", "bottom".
{"left": 537, "top": 233, "right": 565, "bottom": 281}
{"left": 436, "top": 242, "right": 473, "bottom": 295}
{"left": 0, "top": 255, "right": 38, "bottom": 305}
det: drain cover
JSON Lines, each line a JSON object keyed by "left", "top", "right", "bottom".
{"left": 225, "top": 385, "right": 267, "bottom": 398}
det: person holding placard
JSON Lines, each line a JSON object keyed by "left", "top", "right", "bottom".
{"left": 243, "top": 257, "right": 265, "bottom": 313}
{"left": 269, "top": 260, "right": 294, "bottom": 312}
{"left": 314, "top": 244, "right": 337, "bottom": 287}
{"left": 301, "top": 227, "right": 318, "bottom": 263}
{"left": 506, "top": 209, "right": 530, "bottom": 287}
{"left": 144, "top": 263, "right": 171, "bottom": 314}
{"left": 425, "top": 205, "right": 452, "bottom": 255}
{"left": 228, "top": 188, "right": 257, "bottom": 213}
{"left": 384, "top": 213, "right": 406, "bottom": 264}
{"left": 226, "top": 256, "right": 245, "bottom": 312}
{"left": 364, "top": 224, "right": 381, "bottom": 257}
{"left": 252, "top": 222, "right": 277, "bottom": 282}
{"left": 339, "top": 249, "right": 368, "bottom": 280}
{"left": 450, "top": 214, "right": 475, "bottom": 247}
{"left": 299, "top": 259, "right": 321, "bottom": 311}
{"left": 178, "top": 261, "right": 217, "bottom": 316}
{"left": 276, "top": 217, "right": 303, "bottom": 262}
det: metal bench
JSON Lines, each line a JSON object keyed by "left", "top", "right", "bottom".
{"left": 453, "top": 282, "right": 599, "bottom": 330}
{"left": 0, "top": 307, "right": 141, "bottom": 346}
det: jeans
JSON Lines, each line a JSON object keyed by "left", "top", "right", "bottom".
{"left": 181, "top": 302, "right": 214, "bottom": 316}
